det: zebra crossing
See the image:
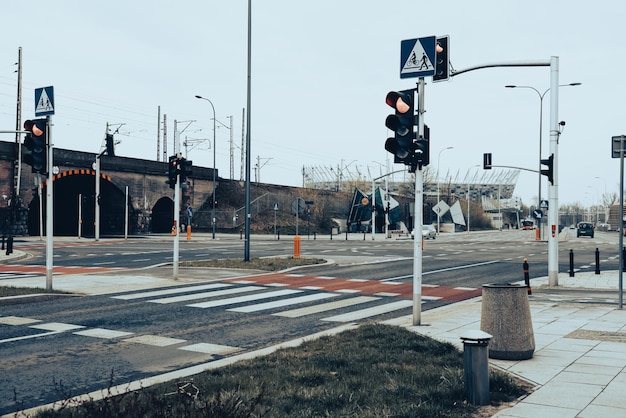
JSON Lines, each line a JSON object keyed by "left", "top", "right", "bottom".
{"left": 110, "top": 273, "right": 480, "bottom": 322}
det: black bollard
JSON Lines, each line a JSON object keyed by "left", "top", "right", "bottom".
{"left": 314, "top": 232, "right": 316, "bottom": 240}
{"left": 363, "top": 231, "right": 366, "bottom": 240}
{"left": 569, "top": 249, "right": 575, "bottom": 277}
{"left": 330, "top": 230, "right": 333, "bottom": 240}
{"left": 6, "top": 236, "right": 13, "bottom": 255}
{"left": 523, "top": 258, "right": 531, "bottom": 295}
{"left": 277, "top": 231, "right": 280, "bottom": 241}
{"left": 345, "top": 230, "right": 348, "bottom": 241}
{"left": 595, "top": 248, "right": 600, "bottom": 274}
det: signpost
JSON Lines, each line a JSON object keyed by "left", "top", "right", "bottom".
{"left": 33, "top": 86, "right": 55, "bottom": 289}
{"left": 612, "top": 135, "right": 626, "bottom": 309}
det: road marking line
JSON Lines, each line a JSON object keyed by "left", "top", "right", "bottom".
{"left": 274, "top": 296, "right": 379, "bottom": 318}
{"left": 149, "top": 286, "right": 263, "bottom": 304}
{"left": 112, "top": 283, "right": 232, "bottom": 300}
{"left": 74, "top": 328, "right": 135, "bottom": 339}
{"left": 188, "top": 289, "right": 302, "bottom": 309}
{"left": 179, "top": 343, "right": 242, "bottom": 355}
{"left": 0, "top": 316, "right": 41, "bottom": 325}
{"left": 322, "top": 300, "right": 413, "bottom": 322}
{"left": 30, "top": 323, "right": 85, "bottom": 332}
{"left": 228, "top": 293, "right": 339, "bottom": 313}
{"left": 124, "top": 335, "right": 187, "bottom": 347}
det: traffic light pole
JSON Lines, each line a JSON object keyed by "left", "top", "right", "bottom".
{"left": 452, "top": 57, "right": 560, "bottom": 286}
{"left": 45, "top": 116, "right": 53, "bottom": 290}
{"left": 413, "top": 77, "right": 426, "bottom": 326}
{"left": 547, "top": 56, "right": 559, "bottom": 286}
{"left": 173, "top": 172, "right": 180, "bottom": 279}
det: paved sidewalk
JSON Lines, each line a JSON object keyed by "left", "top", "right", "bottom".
{"left": 386, "top": 270, "right": 626, "bottom": 417}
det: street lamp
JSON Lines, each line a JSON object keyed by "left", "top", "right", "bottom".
{"left": 195, "top": 95, "right": 217, "bottom": 239}
{"left": 594, "top": 176, "right": 608, "bottom": 223}
{"left": 505, "top": 82, "right": 581, "bottom": 239}
{"left": 436, "top": 147, "right": 453, "bottom": 234}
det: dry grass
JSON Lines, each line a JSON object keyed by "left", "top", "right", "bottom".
{"left": 30, "top": 324, "right": 529, "bottom": 417}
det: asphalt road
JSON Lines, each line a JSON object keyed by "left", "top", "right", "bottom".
{"left": 0, "top": 229, "right": 621, "bottom": 415}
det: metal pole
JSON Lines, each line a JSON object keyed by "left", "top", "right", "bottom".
{"left": 173, "top": 171, "right": 180, "bottom": 279}
{"left": 78, "top": 193, "right": 82, "bottom": 239}
{"left": 538, "top": 95, "right": 543, "bottom": 240}
{"left": 371, "top": 177, "right": 376, "bottom": 240}
{"left": 619, "top": 139, "right": 625, "bottom": 309}
{"left": 244, "top": 0, "right": 252, "bottom": 261}
{"left": 95, "top": 153, "right": 101, "bottom": 242}
{"left": 413, "top": 78, "right": 425, "bottom": 326}
{"left": 45, "top": 116, "right": 53, "bottom": 290}
{"left": 124, "top": 185, "right": 129, "bottom": 240}
{"left": 548, "top": 56, "right": 559, "bottom": 286}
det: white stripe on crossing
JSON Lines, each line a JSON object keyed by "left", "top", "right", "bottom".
{"left": 149, "top": 286, "right": 264, "bottom": 304}
{"left": 228, "top": 293, "right": 339, "bottom": 313}
{"left": 273, "top": 296, "right": 380, "bottom": 318}
{"left": 321, "top": 300, "right": 413, "bottom": 322}
{"left": 112, "top": 283, "right": 232, "bottom": 300}
{"left": 187, "top": 289, "right": 302, "bottom": 309}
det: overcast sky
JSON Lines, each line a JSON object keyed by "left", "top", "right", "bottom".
{"left": 0, "top": 0, "right": 623, "bottom": 207}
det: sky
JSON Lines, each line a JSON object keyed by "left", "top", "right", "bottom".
{"left": 0, "top": 0, "right": 624, "bottom": 208}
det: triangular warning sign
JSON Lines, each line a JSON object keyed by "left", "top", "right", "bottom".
{"left": 402, "top": 40, "right": 434, "bottom": 74}
{"left": 36, "top": 89, "right": 54, "bottom": 113}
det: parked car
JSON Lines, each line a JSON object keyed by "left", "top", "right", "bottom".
{"left": 411, "top": 224, "right": 436, "bottom": 239}
{"left": 576, "top": 222, "right": 594, "bottom": 238}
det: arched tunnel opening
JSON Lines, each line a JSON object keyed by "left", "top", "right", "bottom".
{"left": 27, "top": 173, "right": 138, "bottom": 237}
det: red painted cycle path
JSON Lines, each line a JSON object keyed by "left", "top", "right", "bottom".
{"left": 225, "top": 272, "right": 482, "bottom": 303}
{"left": 0, "top": 264, "right": 125, "bottom": 275}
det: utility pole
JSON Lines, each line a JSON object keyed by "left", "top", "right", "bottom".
{"left": 229, "top": 115, "right": 234, "bottom": 180}
{"left": 14, "top": 47, "right": 22, "bottom": 197}
{"left": 162, "top": 114, "right": 168, "bottom": 163}
{"left": 240, "top": 108, "right": 246, "bottom": 181}
{"left": 156, "top": 106, "right": 161, "bottom": 162}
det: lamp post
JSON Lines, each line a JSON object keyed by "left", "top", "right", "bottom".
{"left": 436, "top": 147, "right": 453, "bottom": 234}
{"left": 505, "top": 82, "right": 581, "bottom": 240}
{"left": 195, "top": 95, "right": 217, "bottom": 239}
{"left": 594, "top": 176, "right": 608, "bottom": 223}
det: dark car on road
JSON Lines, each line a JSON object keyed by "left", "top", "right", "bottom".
{"left": 577, "top": 222, "right": 594, "bottom": 238}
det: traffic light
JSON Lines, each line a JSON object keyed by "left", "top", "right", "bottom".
{"left": 105, "top": 133, "right": 116, "bottom": 156}
{"left": 433, "top": 36, "right": 450, "bottom": 82}
{"left": 180, "top": 158, "right": 192, "bottom": 183}
{"left": 415, "top": 124, "right": 430, "bottom": 166}
{"left": 384, "top": 89, "right": 417, "bottom": 169}
{"left": 167, "top": 155, "right": 179, "bottom": 189}
{"left": 483, "top": 153, "right": 492, "bottom": 170}
{"left": 23, "top": 118, "right": 48, "bottom": 174}
{"left": 540, "top": 153, "right": 554, "bottom": 185}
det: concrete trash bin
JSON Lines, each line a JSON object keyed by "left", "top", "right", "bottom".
{"left": 480, "top": 283, "right": 535, "bottom": 360}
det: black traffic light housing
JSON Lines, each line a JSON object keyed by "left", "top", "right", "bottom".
{"left": 483, "top": 153, "right": 492, "bottom": 170}
{"left": 180, "top": 158, "right": 192, "bottom": 183}
{"left": 105, "top": 133, "right": 116, "bottom": 156}
{"left": 384, "top": 89, "right": 417, "bottom": 170}
{"left": 167, "top": 155, "right": 179, "bottom": 189}
{"left": 23, "top": 118, "right": 48, "bottom": 174}
{"left": 540, "top": 154, "right": 554, "bottom": 185}
{"left": 433, "top": 36, "right": 450, "bottom": 82}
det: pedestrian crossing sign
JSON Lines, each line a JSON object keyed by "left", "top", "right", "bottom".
{"left": 35, "top": 86, "right": 55, "bottom": 116}
{"left": 400, "top": 36, "right": 436, "bottom": 79}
